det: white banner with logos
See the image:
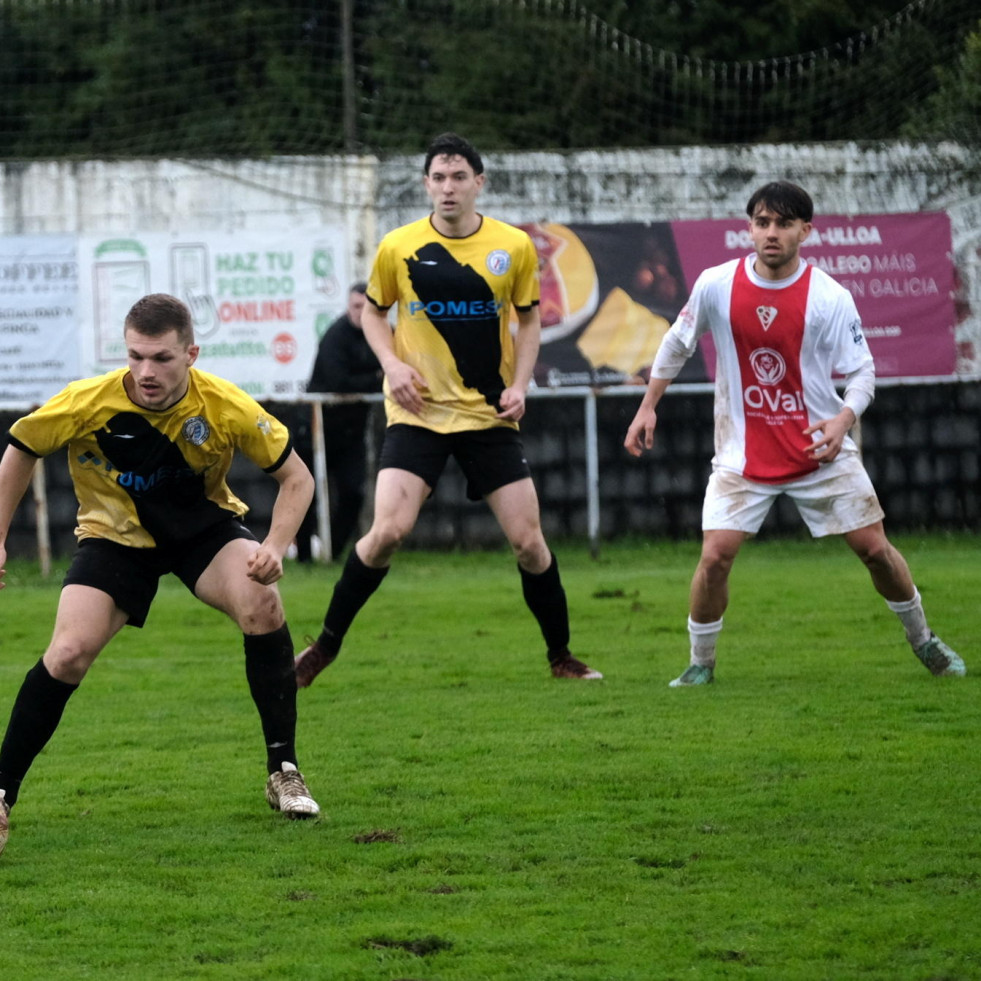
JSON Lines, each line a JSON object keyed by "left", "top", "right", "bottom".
{"left": 0, "top": 235, "right": 79, "bottom": 407}
{"left": 77, "top": 227, "right": 350, "bottom": 400}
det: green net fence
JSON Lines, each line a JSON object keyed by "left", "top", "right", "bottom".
{"left": 0, "top": 0, "right": 978, "bottom": 159}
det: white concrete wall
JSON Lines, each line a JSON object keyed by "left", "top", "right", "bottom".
{"left": 3, "top": 141, "right": 979, "bottom": 372}
{"left": 382, "top": 141, "right": 978, "bottom": 225}
{"left": 0, "top": 156, "right": 379, "bottom": 268}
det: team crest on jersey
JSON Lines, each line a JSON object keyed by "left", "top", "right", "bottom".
{"left": 486, "top": 249, "right": 511, "bottom": 276}
{"left": 749, "top": 348, "right": 786, "bottom": 386}
{"left": 181, "top": 416, "right": 211, "bottom": 445}
{"left": 756, "top": 305, "right": 778, "bottom": 331}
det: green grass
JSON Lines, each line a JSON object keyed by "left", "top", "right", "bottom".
{"left": 1, "top": 535, "right": 979, "bottom": 980}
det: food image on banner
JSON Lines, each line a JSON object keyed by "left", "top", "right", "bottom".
{"left": 519, "top": 222, "right": 693, "bottom": 386}
{"left": 575, "top": 287, "right": 671, "bottom": 375}
{"left": 78, "top": 228, "right": 348, "bottom": 399}
{"left": 519, "top": 223, "right": 600, "bottom": 343}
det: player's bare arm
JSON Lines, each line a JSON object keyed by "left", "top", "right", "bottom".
{"left": 803, "top": 407, "right": 856, "bottom": 463}
{"left": 497, "top": 307, "right": 541, "bottom": 422}
{"left": 624, "top": 376, "right": 672, "bottom": 457}
{"left": 0, "top": 445, "right": 40, "bottom": 589}
{"left": 247, "top": 449, "right": 314, "bottom": 584}
{"left": 361, "top": 300, "right": 427, "bottom": 416}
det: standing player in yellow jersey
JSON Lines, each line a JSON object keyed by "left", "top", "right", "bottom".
{"left": 0, "top": 294, "right": 319, "bottom": 857}
{"left": 295, "top": 133, "right": 601, "bottom": 685}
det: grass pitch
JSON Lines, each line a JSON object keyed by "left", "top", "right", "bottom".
{"left": 0, "top": 535, "right": 978, "bottom": 980}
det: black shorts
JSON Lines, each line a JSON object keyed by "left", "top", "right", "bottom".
{"left": 62, "top": 520, "right": 256, "bottom": 628}
{"left": 377, "top": 424, "right": 532, "bottom": 501}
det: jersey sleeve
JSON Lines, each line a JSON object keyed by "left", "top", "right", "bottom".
{"left": 669, "top": 267, "right": 717, "bottom": 351}
{"left": 7, "top": 384, "right": 82, "bottom": 457}
{"left": 224, "top": 389, "right": 293, "bottom": 472}
{"left": 651, "top": 263, "right": 732, "bottom": 378}
{"left": 511, "top": 231, "right": 541, "bottom": 311}
{"left": 826, "top": 286, "right": 874, "bottom": 376}
{"left": 365, "top": 237, "right": 399, "bottom": 311}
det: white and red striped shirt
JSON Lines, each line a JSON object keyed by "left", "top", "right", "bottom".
{"left": 656, "top": 255, "right": 873, "bottom": 484}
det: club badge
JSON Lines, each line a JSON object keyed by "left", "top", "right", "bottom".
{"left": 486, "top": 249, "right": 511, "bottom": 276}
{"left": 181, "top": 416, "right": 211, "bottom": 445}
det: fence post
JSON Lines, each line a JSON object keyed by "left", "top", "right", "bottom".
{"left": 31, "top": 458, "right": 51, "bottom": 577}
{"left": 309, "top": 400, "right": 333, "bottom": 563}
{"left": 584, "top": 389, "right": 600, "bottom": 558}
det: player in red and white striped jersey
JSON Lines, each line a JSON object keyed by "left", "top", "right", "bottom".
{"left": 625, "top": 181, "right": 964, "bottom": 686}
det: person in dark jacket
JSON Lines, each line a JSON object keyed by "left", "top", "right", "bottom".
{"left": 301, "top": 282, "right": 382, "bottom": 560}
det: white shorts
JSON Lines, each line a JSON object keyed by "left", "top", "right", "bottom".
{"left": 702, "top": 453, "right": 886, "bottom": 538}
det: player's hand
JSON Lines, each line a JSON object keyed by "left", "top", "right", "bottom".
{"left": 804, "top": 409, "right": 855, "bottom": 463}
{"left": 385, "top": 361, "right": 427, "bottom": 416}
{"left": 246, "top": 544, "right": 284, "bottom": 585}
{"left": 624, "top": 406, "right": 658, "bottom": 457}
{"left": 496, "top": 386, "right": 526, "bottom": 422}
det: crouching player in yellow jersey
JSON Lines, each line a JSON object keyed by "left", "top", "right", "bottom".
{"left": 295, "top": 133, "right": 601, "bottom": 686}
{"left": 0, "top": 293, "right": 319, "bottom": 857}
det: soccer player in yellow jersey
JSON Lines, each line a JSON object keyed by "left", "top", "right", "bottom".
{"left": 295, "top": 133, "right": 601, "bottom": 685}
{"left": 0, "top": 294, "right": 319, "bottom": 857}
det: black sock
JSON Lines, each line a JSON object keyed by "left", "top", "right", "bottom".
{"left": 0, "top": 658, "right": 79, "bottom": 808}
{"left": 244, "top": 626, "right": 299, "bottom": 774}
{"left": 520, "top": 553, "right": 571, "bottom": 662}
{"left": 319, "top": 548, "right": 389, "bottom": 654}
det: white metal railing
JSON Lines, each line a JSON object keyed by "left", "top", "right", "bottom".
{"left": 295, "top": 373, "right": 976, "bottom": 561}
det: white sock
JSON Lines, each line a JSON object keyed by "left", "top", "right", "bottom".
{"left": 885, "top": 588, "right": 931, "bottom": 649}
{"left": 688, "top": 616, "right": 723, "bottom": 667}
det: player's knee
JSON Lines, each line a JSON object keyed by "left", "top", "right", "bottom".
{"left": 235, "top": 587, "right": 284, "bottom": 634}
{"left": 699, "top": 543, "right": 738, "bottom": 576}
{"left": 854, "top": 536, "right": 895, "bottom": 571}
{"left": 846, "top": 524, "right": 891, "bottom": 565}
{"left": 44, "top": 639, "right": 100, "bottom": 683}
{"left": 366, "top": 517, "right": 412, "bottom": 557}
{"left": 508, "top": 529, "right": 548, "bottom": 570}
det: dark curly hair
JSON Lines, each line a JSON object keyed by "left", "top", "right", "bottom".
{"left": 423, "top": 132, "right": 484, "bottom": 176}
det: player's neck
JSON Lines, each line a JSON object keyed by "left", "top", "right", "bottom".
{"left": 430, "top": 211, "right": 483, "bottom": 238}
{"left": 751, "top": 254, "right": 802, "bottom": 282}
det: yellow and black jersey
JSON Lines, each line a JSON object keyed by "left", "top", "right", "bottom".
{"left": 8, "top": 367, "right": 292, "bottom": 548}
{"left": 367, "top": 214, "right": 540, "bottom": 433}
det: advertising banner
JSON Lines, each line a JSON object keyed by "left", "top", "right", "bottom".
{"left": 77, "top": 228, "right": 349, "bottom": 399}
{"left": 0, "top": 235, "right": 79, "bottom": 407}
{"left": 527, "top": 213, "right": 957, "bottom": 385}
{"left": 671, "top": 211, "right": 957, "bottom": 379}
{"left": 2, "top": 215, "right": 955, "bottom": 409}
